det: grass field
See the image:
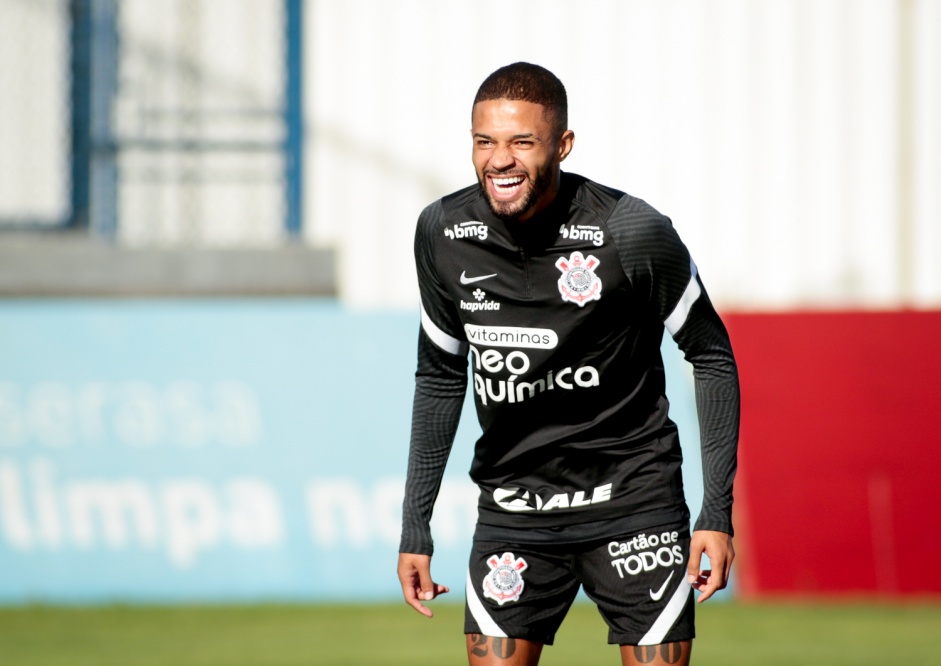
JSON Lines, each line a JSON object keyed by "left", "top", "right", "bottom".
{"left": 1, "top": 600, "right": 939, "bottom": 665}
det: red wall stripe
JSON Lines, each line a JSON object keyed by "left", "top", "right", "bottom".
{"left": 723, "top": 311, "right": 941, "bottom": 597}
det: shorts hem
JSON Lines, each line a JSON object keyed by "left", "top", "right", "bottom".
{"left": 464, "top": 625, "right": 557, "bottom": 646}
{"left": 608, "top": 629, "right": 696, "bottom": 646}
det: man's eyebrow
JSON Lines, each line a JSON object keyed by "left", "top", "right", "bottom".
{"left": 472, "top": 132, "right": 539, "bottom": 140}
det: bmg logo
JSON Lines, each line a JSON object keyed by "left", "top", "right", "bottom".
{"left": 445, "top": 221, "right": 489, "bottom": 241}
{"left": 560, "top": 224, "right": 604, "bottom": 246}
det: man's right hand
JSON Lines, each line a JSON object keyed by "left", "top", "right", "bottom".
{"left": 397, "top": 552, "right": 450, "bottom": 617}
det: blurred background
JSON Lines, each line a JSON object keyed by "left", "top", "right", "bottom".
{"left": 0, "top": 0, "right": 939, "bottom": 608}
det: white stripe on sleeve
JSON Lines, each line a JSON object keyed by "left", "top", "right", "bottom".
{"left": 421, "top": 303, "right": 468, "bottom": 356}
{"left": 664, "top": 259, "right": 701, "bottom": 337}
{"left": 465, "top": 570, "right": 507, "bottom": 637}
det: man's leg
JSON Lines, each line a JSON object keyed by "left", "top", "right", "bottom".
{"left": 576, "top": 523, "right": 695, "bottom": 662}
{"left": 619, "top": 640, "right": 691, "bottom": 666}
{"left": 466, "top": 634, "right": 543, "bottom": 666}
{"left": 465, "top": 542, "right": 580, "bottom": 666}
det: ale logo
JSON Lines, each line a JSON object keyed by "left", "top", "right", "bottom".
{"left": 493, "top": 487, "right": 542, "bottom": 512}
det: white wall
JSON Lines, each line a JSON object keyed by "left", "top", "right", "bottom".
{"left": 0, "top": 0, "right": 69, "bottom": 224}
{"left": 1, "top": 0, "right": 938, "bottom": 309}
{"left": 306, "top": 0, "right": 941, "bottom": 310}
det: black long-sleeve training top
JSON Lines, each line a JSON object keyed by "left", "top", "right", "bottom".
{"left": 400, "top": 172, "right": 739, "bottom": 556}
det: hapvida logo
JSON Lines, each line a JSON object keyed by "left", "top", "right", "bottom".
{"left": 460, "top": 289, "right": 500, "bottom": 312}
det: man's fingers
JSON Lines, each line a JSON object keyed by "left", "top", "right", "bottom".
{"left": 428, "top": 583, "right": 451, "bottom": 599}
{"left": 399, "top": 571, "right": 429, "bottom": 615}
{"left": 690, "top": 555, "right": 731, "bottom": 603}
{"left": 400, "top": 579, "right": 432, "bottom": 617}
{"left": 419, "top": 583, "right": 451, "bottom": 601}
{"left": 418, "top": 568, "right": 437, "bottom": 600}
{"left": 397, "top": 553, "right": 450, "bottom": 617}
{"left": 691, "top": 569, "right": 718, "bottom": 603}
{"left": 411, "top": 598, "right": 434, "bottom": 617}
{"left": 686, "top": 546, "right": 703, "bottom": 584}
{"left": 687, "top": 530, "right": 735, "bottom": 603}
{"left": 426, "top": 583, "right": 451, "bottom": 601}
{"left": 407, "top": 582, "right": 449, "bottom": 616}
{"left": 398, "top": 553, "right": 433, "bottom": 617}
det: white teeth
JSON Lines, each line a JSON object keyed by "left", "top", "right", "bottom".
{"left": 492, "top": 176, "right": 524, "bottom": 187}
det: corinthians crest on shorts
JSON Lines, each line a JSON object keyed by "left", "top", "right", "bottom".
{"left": 556, "top": 251, "right": 602, "bottom": 306}
{"left": 482, "top": 552, "right": 528, "bottom": 605}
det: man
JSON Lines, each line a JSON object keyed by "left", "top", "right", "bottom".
{"left": 397, "top": 62, "right": 739, "bottom": 666}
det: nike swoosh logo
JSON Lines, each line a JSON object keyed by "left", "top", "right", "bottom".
{"left": 649, "top": 570, "right": 675, "bottom": 601}
{"left": 460, "top": 271, "right": 497, "bottom": 285}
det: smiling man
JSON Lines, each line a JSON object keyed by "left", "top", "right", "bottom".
{"left": 471, "top": 95, "right": 571, "bottom": 222}
{"left": 397, "top": 63, "right": 740, "bottom": 666}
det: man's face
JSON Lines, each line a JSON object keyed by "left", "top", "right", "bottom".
{"left": 471, "top": 99, "right": 574, "bottom": 222}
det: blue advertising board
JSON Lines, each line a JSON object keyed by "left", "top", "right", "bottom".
{"left": 0, "top": 300, "right": 707, "bottom": 602}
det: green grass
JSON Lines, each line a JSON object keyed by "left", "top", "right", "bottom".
{"left": 0, "top": 600, "right": 939, "bottom": 665}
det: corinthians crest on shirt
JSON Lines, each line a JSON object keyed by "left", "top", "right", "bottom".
{"left": 482, "top": 552, "right": 528, "bottom": 605}
{"left": 556, "top": 251, "right": 602, "bottom": 306}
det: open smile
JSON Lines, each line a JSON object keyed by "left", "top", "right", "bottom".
{"left": 488, "top": 174, "right": 527, "bottom": 201}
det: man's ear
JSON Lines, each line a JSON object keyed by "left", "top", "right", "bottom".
{"left": 558, "top": 130, "right": 575, "bottom": 162}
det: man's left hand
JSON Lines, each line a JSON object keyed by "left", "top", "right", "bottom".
{"left": 687, "top": 530, "right": 734, "bottom": 603}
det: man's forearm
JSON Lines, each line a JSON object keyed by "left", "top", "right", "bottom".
{"left": 399, "top": 384, "right": 465, "bottom": 554}
{"left": 692, "top": 367, "right": 740, "bottom": 534}
{"left": 674, "top": 300, "right": 740, "bottom": 535}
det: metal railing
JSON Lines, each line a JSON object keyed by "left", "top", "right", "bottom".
{"left": 1, "top": 0, "right": 304, "bottom": 246}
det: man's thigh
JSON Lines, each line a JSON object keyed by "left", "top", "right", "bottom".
{"left": 575, "top": 522, "right": 695, "bottom": 647}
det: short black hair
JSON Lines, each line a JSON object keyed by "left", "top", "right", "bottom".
{"left": 473, "top": 62, "right": 568, "bottom": 137}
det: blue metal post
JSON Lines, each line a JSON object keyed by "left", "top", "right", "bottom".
{"left": 69, "top": 0, "right": 93, "bottom": 229}
{"left": 89, "top": 0, "right": 119, "bottom": 239}
{"left": 284, "top": 0, "right": 304, "bottom": 238}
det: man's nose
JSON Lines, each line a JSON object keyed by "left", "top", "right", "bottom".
{"left": 490, "top": 144, "right": 514, "bottom": 170}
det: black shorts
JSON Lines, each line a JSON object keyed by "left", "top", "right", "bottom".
{"left": 464, "top": 522, "right": 694, "bottom": 646}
